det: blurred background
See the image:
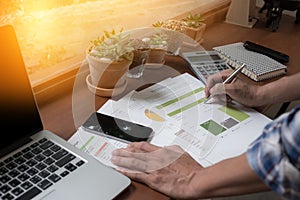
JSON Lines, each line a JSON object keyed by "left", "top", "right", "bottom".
{"left": 0, "top": 0, "right": 209, "bottom": 84}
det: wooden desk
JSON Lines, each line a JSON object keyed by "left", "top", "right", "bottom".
{"left": 39, "top": 54, "right": 194, "bottom": 200}
{"left": 38, "top": 14, "right": 300, "bottom": 200}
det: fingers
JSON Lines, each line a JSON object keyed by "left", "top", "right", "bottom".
{"left": 111, "top": 143, "right": 161, "bottom": 172}
{"left": 207, "top": 82, "right": 227, "bottom": 104}
{"left": 111, "top": 144, "right": 185, "bottom": 173}
{"left": 127, "top": 142, "right": 161, "bottom": 152}
{"left": 205, "top": 68, "right": 245, "bottom": 104}
{"left": 111, "top": 142, "right": 161, "bottom": 160}
{"left": 111, "top": 150, "right": 166, "bottom": 173}
{"left": 111, "top": 154, "right": 150, "bottom": 172}
{"left": 128, "top": 142, "right": 183, "bottom": 154}
{"left": 164, "top": 145, "right": 185, "bottom": 154}
{"left": 205, "top": 69, "right": 232, "bottom": 97}
{"left": 112, "top": 147, "right": 148, "bottom": 160}
{"left": 209, "top": 82, "right": 226, "bottom": 96}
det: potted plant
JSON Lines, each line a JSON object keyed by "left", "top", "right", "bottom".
{"left": 142, "top": 30, "right": 168, "bottom": 67}
{"left": 86, "top": 28, "right": 134, "bottom": 96}
{"left": 182, "top": 13, "right": 206, "bottom": 43}
{"left": 152, "top": 13, "right": 206, "bottom": 43}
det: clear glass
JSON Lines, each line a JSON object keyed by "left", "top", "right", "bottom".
{"left": 127, "top": 48, "right": 150, "bottom": 78}
{"left": 146, "top": 44, "right": 168, "bottom": 67}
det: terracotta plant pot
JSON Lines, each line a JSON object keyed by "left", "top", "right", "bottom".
{"left": 184, "top": 23, "right": 206, "bottom": 43}
{"left": 156, "top": 19, "right": 206, "bottom": 44}
{"left": 86, "top": 54, "right": 132, "bottom": 96}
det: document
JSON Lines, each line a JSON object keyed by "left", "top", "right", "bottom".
{"left": 68, "top": 127, "right": 128, "bottom": 168}
{"left": 69, "top": 73, "right": 271, "bottom": 167}
{"left": 98, "top": 99, "right": 215, "bottom": 166}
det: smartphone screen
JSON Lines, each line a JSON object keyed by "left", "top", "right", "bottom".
{"left": 82, "top": 112, "right": 153, "bottom": 143}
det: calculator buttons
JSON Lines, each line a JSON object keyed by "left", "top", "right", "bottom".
{"left": 195, "top": 63, "right": 229, "bottom": 81}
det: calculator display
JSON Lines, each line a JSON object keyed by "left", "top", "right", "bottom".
{"left": 187, "top": 54, "right": 222, "bottom": 63}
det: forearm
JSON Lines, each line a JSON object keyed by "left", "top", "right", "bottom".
{"left": 191, "top": 154, "right": 269, "bottom": 199}
{"left": 257, "top": 73, "right": 300, "bottom": 106}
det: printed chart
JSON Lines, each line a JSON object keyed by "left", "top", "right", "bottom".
{"left": 69, "top": 73, "right": 272, "bottom": 167}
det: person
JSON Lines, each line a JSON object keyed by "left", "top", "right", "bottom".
{"left": 111, "top": 69, "right": 300, "bottom": 200}
{"left": 204, "top": 69, "right": 300, "bottom": 107}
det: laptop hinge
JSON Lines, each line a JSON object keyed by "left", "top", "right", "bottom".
{"left": 0, "top": 137, "right": 33, "bottom": 158}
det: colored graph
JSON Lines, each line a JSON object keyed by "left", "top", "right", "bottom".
{"left": 144, "top": 109, "right": 165, "bottom": 122}
{"left": 219, "top": 106, "right": 249, "bottom": 122}
{"left": 200, "top": 106, "right": 250, "bottom": 136}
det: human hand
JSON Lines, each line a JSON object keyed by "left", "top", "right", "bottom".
{"left": 204, "top": 70, "right": 231, "bottom": 104}
{"left": 111, "top": 142, "right": 203, "bottom": 199}
{"left": 205, "top": 69, "right": 261, "bottom": 107}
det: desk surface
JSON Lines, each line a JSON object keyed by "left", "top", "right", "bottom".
{"left": 38, "top": 14, "right": 300, "bottom": 200}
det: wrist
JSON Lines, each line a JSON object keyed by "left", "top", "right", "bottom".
{"left": 186, "top": 169, "right": 213, "bottom": 199}
{"left": 257, "top": 80, "right": 284, "bottom": 106}
{"left": 255, "top": 85, "right": 270, "bottom": 106}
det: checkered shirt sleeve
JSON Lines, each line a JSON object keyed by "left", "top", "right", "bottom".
{"left": 246, "top": 105, "right": 300, "bottom": 200}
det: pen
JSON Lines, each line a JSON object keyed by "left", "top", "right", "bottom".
{"left": 204, "top": 63, "right": 245, "bottom": 104}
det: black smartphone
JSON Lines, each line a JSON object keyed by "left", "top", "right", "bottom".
{"left": 82, "top": 112, "right": 153, "bottom": 143}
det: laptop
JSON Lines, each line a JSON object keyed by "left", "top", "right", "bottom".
{"left": 0, "top": 25, "right": 130, "bottom": 200}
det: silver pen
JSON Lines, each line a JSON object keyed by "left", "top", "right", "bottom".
{"left": 204, "top": 63, "right": 245, "bottom": 104}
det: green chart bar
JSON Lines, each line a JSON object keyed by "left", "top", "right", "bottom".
{"left": 80, "top": 136, "right": 94, "bottom": 151}
{"left": 168, "top": 97, "right": 206, "bottom": 117}
{"left": 156, "top": 87, "right": 204, "bottom": 109}
{"left": 200, "top": 119, "right": 227, "bottom": 136}
{"left": 219, "top": 106, "right": 249, "bottom": 122}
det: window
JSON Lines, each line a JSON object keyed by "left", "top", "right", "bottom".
{"left": 0, "top": 0, "right": 210, "bottom": 86}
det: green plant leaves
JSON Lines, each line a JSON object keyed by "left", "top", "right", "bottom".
{"left": 89, "top": 29, "right": 134, "bottom": 62}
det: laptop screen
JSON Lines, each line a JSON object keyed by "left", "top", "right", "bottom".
{"left": 0, "top": 25, "right": 43, "bottom": 153}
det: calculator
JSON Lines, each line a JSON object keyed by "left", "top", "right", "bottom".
{"left": 182, "top": 50, "right": 230, "bottom": 83}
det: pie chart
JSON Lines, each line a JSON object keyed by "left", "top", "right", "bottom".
{"left": 144, "top": 109, "right": 164, "bottom": 122}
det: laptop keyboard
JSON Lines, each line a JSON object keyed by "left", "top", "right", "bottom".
{"left": 0, "top": 138, "right": 86, "bottom": 200}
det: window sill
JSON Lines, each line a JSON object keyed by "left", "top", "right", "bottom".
{"left": 34, "top": 0, "right": 231, "bottom": 106}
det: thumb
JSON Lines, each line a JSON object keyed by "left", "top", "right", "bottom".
{"left": 209, "top": 83, "right": 227, "bottom": 96}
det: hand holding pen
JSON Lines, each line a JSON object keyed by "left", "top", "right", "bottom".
{"left": 204, "top": 64, "right": 245, "bottom": 104}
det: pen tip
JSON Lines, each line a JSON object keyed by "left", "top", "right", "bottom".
{"left": 204, "top": 96, "right": 212, "bottom": 104}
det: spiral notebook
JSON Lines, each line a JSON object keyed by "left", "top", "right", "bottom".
{"left": 213, "top": 42, "right": 287, "bottom": 81}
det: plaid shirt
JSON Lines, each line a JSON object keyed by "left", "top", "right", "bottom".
{"left": 247, "top": 105, "right": 300, "bottom": 200}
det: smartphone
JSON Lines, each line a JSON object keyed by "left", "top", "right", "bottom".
{"left": 82, "top": 112, "right": 153, "bottom": 143}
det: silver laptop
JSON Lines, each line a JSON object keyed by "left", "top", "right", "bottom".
{"left": 0, "top": 25, "right": 130, "bottom": 200}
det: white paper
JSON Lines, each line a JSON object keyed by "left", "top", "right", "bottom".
{"left": 68, "top": 127, "right": 128, "bottom": 168}
{"left": 69, "top": 73, "right": 272, "bottom": 168}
